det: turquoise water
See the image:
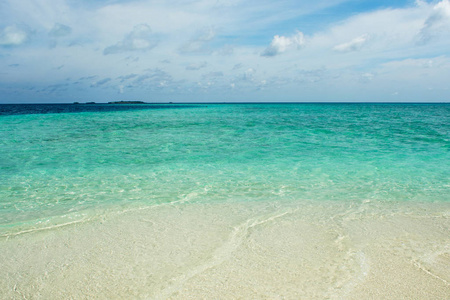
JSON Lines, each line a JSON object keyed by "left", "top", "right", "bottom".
{"left": 1, "top": 103, "right": 449, "bottom": 232}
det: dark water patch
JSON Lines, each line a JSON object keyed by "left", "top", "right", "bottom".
{"left": 0, "top": 103, "right": 198, "bottom": 116}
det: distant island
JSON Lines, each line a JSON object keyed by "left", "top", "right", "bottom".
{"left": 72, "top": 101, "right": 176, "bottom": 105}
{"left": 108, "top": 101, "right": 146, "bottom": 104}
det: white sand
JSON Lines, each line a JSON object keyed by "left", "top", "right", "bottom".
{"left": 1, "top": 200, "right": 449, "bottom": 299}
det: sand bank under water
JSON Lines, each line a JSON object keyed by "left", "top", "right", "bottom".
{"left": 1, "top": 200, "right": 449, "bottom": 299}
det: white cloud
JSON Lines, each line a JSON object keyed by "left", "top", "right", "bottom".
{"left": 360, "top": 72, "right": 375, "bottom": 83}
{"left": 179, "top": 27, "right": 216, "bottom": 54}
{"left": 262, "top": 31, "right": 305, "bottom": 57}
{"left": 310, "top": 5, "right": 427, "bottom": 59}
{"left": 380, "top": 56, "right": 449, "bottom": 69}
{"left": 103, "top": 24, "right": 158, "bottom": 55}
{"left": 419, "top": 0, "right": 450, "bottom": 44}
{"left": 333, "top": 34, "right": 368, "bottom": 52}
{"left": 0, "top": 25, "right": 30, "bottom": 46}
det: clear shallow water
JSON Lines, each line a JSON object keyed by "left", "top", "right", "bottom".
{"left": 1, "top": 103, "right": 450, "bottom": 299}
{"left": 0, "top": 103, "right": 449, "bottom": 232}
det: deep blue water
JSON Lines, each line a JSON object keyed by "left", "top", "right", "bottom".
{"left": 0, "top": 103, "right": 197, "bottom": 116}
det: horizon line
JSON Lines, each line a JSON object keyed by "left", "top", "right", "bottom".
{"left": 1, "top": 101, "right": 450, "bottom": 105}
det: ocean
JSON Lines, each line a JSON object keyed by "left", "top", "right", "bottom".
{"left": 1, "top": 103, "right": 449, "bottom": 298}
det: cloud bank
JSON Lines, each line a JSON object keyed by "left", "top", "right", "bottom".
{"left": 0, "top": 0, "right": 450, "bottom": 103}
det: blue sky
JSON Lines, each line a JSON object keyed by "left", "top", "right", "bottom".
{"left": 1, "top": 0, "right": 449, "bottom": 103}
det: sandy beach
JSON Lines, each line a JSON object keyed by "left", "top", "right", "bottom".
{"left": 1, "top": 200, "right": 449, "bottom": 299}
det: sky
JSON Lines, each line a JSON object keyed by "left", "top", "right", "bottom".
{"left": 0, "top": 0, "right": 449, "bottom": 103}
